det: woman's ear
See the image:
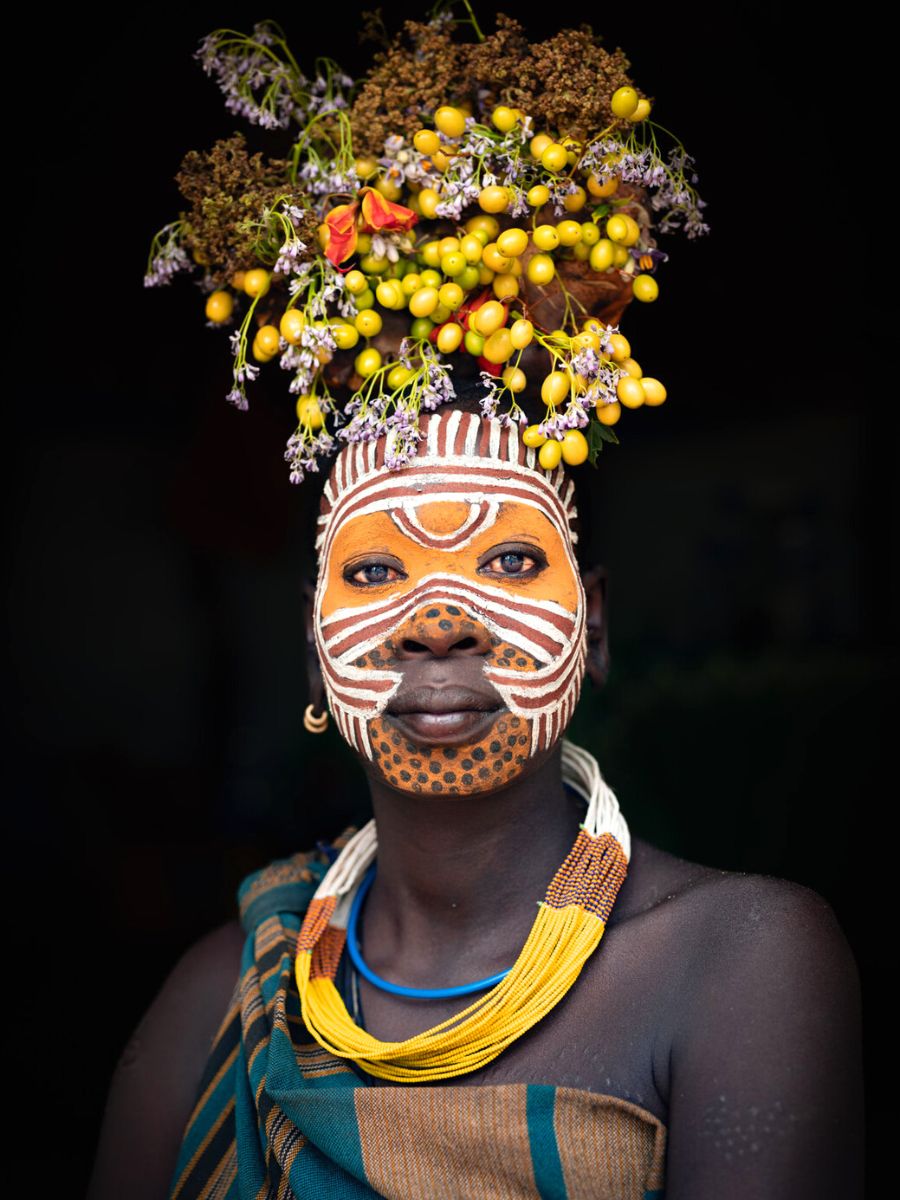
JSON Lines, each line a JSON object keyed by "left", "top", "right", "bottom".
{"left": 581, "top": 564, "right": 610, "bottom": 688}
{"left": 302, "top": 577, "right": 326, "bottom": 712}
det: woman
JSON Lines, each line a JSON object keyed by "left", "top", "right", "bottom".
{"left": 89, "top": 14, "right": 864, "bottom": 1196}
{"left": 87, "top": 388, "right": 863, "bottom": 1199}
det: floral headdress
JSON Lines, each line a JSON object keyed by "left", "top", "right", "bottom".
{"left": 145, "top": 4, "right": 708, "bottom": 484}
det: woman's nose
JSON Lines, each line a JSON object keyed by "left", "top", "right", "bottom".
{"left": 395, "top": 603, "right": 493, "bottom": 659}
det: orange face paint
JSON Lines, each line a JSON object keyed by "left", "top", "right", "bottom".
{"left": 314, "top": 410, "right": 586, "bottom": 795}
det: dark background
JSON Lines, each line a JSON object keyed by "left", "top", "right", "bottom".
{"left": 12, "top": 4, "right": 893, "bottom": 1191}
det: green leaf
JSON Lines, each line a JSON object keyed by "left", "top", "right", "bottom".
{"left": 587, "top": 416, "right": 620, "bottom": 466}
{"left": 590, "top": 204, "right": 611, "bottom": 224}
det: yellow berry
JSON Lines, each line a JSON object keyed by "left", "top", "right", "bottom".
{"left": 374, "top": 176, "right": 402, "bottom": 202}
{"left": 522, "top": 424, "right": 547, "bottom": 447}
{"left": 596, "top": 400, "right": 622, "bottom": 425}
{"left": 611, "top": 86, "right": 640, "bottom": 118}
{"left": 355, "top": 347, "right": 382, "bottom": 377}
{"left": 478, "top": 185, "right": 510, "bottom": 214}
{"left": 541, "top": 371, "right": 571, "bottom": 406}
{"left": 438, "top": 282, "right": 464, "bottom": 310}
{"left": 434, "top": 106, "right": 466, "bottom": 138}
{"left": 640, "top": 377, "right": 667, "bottom": 406}
{"left": 409, "top": 287, "right": 440, "bottom": 318}
{"left": 459, "top": 235, "right": 484, "bottom": 264}
{"left": 465, "top": 214, "right": 500, "bottom": 239}
{"left": 587, "top": 173, "right": 619, "bottom": 198}
{"left": 254, "top": 324, "right": 280, "bottom": 356}
{"left": 482, "top": 328, "right": 515, "bottom": 364}
{"left": 571, "top": 331, "right": 601, "bottom": 353}
{"left": 436, "top": 323, "right": 464, "bottom": 353}
{"left": 556, "top": 220, "right": 582, "bottom": 246}
{"left": 387, "top": 365, "right": 414, "bottom": 388}
{"left": 472, "top": 300, "right": 507, "bottom": 336}
{"left": 491, "top": 105, "right": 518, "bottom": 133}
{"left": 540, "top": 143, "right": 568, "bottom": 173}
{"left": 526, "top": 254, "right": 556, "bottom": 285}
{"left": 627, "top": 98, "right": 652, "bottom": 123}
{"left": 355, "top": 308, "right": 384, "bottom": 337}
{"left": 617, "top": 375, "right": 646, "bottom": 408}
{"left": 401, "top": 272, "right": 423, "bottom": 296}
{"left": 497, "top": 227, "right": 529, "bottom": 257}
{"left": 561, "top": 429, "right": 589, "bottom": 465}
{"left": 632, "top": 274, "right": 659, "bottom": 302}
{"left": 589, "top": 240, "right": 616, "bottom": 272}
{"left": 414, "top": 129, "right": 441, "bottom": 155}
{"left": 532, "top": 224, "right": 560, "bottom": 251}
{"left": 502, "top": 365, "right": 527, "bottom": 392}
{"left": 231, "top": 271, "right": 246, "bottom": 290}
{"left": 609, "top": 333, "right": 631, "bottom": 362}
{"left": 527, "top": 184, "right": 551, "bottom": 207}
{"left": 243, "top": 269, "right": 270, "bottom": 298}
{"left": 205, "top": 290, "right": 233, "bottom": 323}
{"left": 418, "top": 187, "right": 441, "bottom": 218}
{"left": 280, "top": 308, "right": 306, "bottom": 345}
{"left": 510, "top": 318, "right": 534, "bottom": 349}
{"left": 376, "top": 279, "right": 405, "bottom": 309}
{"left": 529, "top": 133, "right": 553, "bottom": 159}
{"left": 332, "top": 322, "right": 359, "bottom": 350}
{"left": 492, "top": 273, "right": 519, "bottom": 299}
{"left": 354, "top": 157, "right": 379, "bottom": 179}
{"left": 440, "top": 251, "right": 466, "bottom": 277}
{"left": 563, "top": 187, "right": 588, "bottom": 213}
{"left": 343, "top": 270, "right": 366, "bottom": 295}
{"left": 538, "top": 439, "right": 563, "bottom": 469}
{"left": 251, "top": 336, "right": 275, "bottom": 363}
{"left": 295, "top": 396, "right": 325, "bottom": 428}
{"left": 482, "top": 242, "right": 513, "bottom": 273}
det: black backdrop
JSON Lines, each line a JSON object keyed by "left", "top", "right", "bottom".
{"left": 12, "top": 5, "right": 893, "bottom": 1191}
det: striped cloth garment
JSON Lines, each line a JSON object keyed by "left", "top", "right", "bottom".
{"left": 167, "top": 835, "right": 667, "bottom": 1200}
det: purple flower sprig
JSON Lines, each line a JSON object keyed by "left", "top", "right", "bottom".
{"left": 224, "top": 292, "right": 267, "bottom": 411}
{"left": 144, "top": 220, "right": 191, "bottom": 288}
{"left": 195, "top": 21, "right": 354, "bottom": 134}
{"left": 333, "top": 338, "right": 456, "bottom": 473}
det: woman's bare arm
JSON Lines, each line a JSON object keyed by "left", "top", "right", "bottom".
{"left": 87, "top": 919, "right": 245, "bottom": 1200}
{"left": 664, "top": 875, "right": 864, "bottom": 1199}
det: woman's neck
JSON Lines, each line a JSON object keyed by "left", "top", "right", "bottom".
{"left": 359, "top": 746, "right": 585, "bottom": 967}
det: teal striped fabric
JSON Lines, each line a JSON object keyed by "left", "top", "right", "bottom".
{"left": 167, "top": 840, "right": 668, "bottom": 1199}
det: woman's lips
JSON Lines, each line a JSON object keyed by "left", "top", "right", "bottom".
{"left": 385, "top": 687, "right": 502, "bottom": 745}
{"left": 386, "top": 708, "right": 500, "bottom": 744}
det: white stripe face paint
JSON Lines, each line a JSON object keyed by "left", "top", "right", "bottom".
{"left": 312, "top": 411, "right": 588, "bottom": 794}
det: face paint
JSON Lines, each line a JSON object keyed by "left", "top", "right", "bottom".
{"left": 313, "top": 409, "right": 586, "bottom": 794}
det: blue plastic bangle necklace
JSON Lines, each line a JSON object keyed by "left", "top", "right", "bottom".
{"left": 345, "top": 862, "right": 512, "bottom": 1000}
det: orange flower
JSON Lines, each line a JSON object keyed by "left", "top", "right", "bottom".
{"left": 323, "top": 202, "right": 359, "bottom": 266}
{"left": 322, "top": 189, "right": 418, "bottom": 267}
{"left": 359, "top": 187, "right": 418, "bottom": 234}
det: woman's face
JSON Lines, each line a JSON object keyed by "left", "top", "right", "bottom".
{"left": 313, "top": 410, "right": 586, "bottom": 795}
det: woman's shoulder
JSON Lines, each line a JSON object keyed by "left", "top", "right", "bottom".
{"left": 621, "top": 834, "right": 850, "bottom": 941}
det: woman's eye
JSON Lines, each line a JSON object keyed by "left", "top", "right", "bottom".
{"left": 483, "top": 551, "right": 539, "bottom": 576}
{"left": 347, "top": 562, "right": 402, "bottom": 585}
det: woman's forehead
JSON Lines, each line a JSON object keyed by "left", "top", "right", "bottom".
{"left": 317, "top": 410, "right": 578, "bottom": 561}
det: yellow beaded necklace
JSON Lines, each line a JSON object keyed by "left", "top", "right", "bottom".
{"left": 294, "top": 739, "right": 630, "bottom": 1082}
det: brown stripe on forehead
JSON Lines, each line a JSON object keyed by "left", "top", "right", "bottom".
{"left": 322, "top": 468, "right": 571, "bottom": 548}
{"left": 317, "top": 410, "right": 575, "bottom": 534}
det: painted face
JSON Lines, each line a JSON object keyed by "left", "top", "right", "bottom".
{"left": 313, "top": 409, "right": 586, "bottom": 795}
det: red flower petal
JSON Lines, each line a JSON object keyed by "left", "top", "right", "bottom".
{"left": 359, "top": 187, "right": 419, "bottom": 233}
{"left": 323, "top": 202, "right": 359, "bottom": 266}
